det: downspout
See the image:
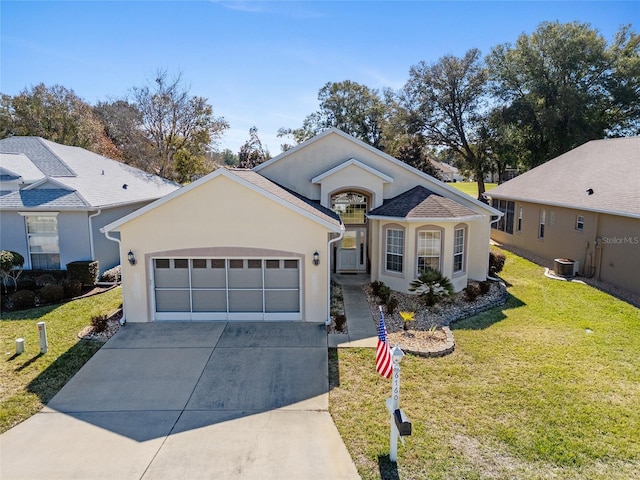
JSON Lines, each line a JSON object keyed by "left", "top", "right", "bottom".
{"left": 104, "top": 230, "right": 126, "bottom": 325}
{"left": 326, "top": 230, "right": 344, "bottom": 326}
{"left": 88, "top": 210, "right": 102, "bottom": 261}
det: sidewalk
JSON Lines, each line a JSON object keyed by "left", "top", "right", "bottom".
{"left": 328, "top": 274, "right": 378, "bottom": 348}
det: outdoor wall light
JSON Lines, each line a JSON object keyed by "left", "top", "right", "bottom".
{"left": 128, "top": 250, "right": 137, "bottom": 266}
{"left": 313, "top": 251, "right": 320, "bottom": 266}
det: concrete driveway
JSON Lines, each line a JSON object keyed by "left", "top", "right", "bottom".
{"left": 0, "top": 322, "right": 359, "bottom": 479}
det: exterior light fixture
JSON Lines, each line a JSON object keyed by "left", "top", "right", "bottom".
{"left": 128, "top": 250, "right": 136, "bottom": 266}
{"left": 313, "top": 251, "right": 320, "bottom": 266}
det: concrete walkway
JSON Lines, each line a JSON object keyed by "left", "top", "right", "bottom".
{"left": 328, "top": 274, "right": 378, "bottom": 348}
{"left": 0, "top": 322, "right": 360, "bottom": 480}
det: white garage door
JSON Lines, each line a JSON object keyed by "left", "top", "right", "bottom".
{"left": 153, "top": 258, "right": 301, "bottom": 321}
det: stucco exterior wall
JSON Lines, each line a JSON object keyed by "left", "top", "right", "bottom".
{"left": 116, "top": 175, "right": 331, "bottom": 323}
{"left": 0, "top": 212, "right": 28, "bottom": 258}
{"left": 369, "top": 216, "right": 490, "bottom": 294}
{"left": 490, "top": 200, "right": 640, "bottom": 296}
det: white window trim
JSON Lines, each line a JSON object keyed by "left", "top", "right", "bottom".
{"left": 384, "top": 226, "right": 404, "bottom": 275}
{"left": 416, "top": 227, "right": 443, "bottom": 275}
{"left": 576, "top": 215, "right": 585, "bottom": 232}
{"left": 539, "top": 209, "right": 546, "bottom": 239}
{"left": 22, "top": 212, "right": 61, "bottom": 270}
{"left": 453, "top": 225, "right": 466, "bottom": 275}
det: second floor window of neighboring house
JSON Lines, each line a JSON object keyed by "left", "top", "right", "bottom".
{"left": 25, "top": 214, "right": 60, "bottom": 269}
{"left": 539, "top": 209, "right": 546, "bottom": 239}
{"left": 576, "top": 215, "right": 585, "bottom": 232}
{"left": 385, "top": 228, "right": 404, "bottom": 273}
{"left": 491, "top": 199, "right": 515, "bottom": 234}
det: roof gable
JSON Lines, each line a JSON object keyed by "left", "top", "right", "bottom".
{"left": 368, "top": 186, "right": 480, "bottom": 220}
{"left": 311, "top": 158, "right": 394, "bottom": 184}
{"left": 102, "top": 168, "right": 343, "bottom": 233}
{"left": 488, "top": 137, "right": 640, "bottom": 218}
{"left": 0, "top": 137, "right": 75, "bottom": 176}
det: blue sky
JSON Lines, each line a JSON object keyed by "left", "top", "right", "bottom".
{"left": 1, "top": 1, "right": 638, "bottom": 155}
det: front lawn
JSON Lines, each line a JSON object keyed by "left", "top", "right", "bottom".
{"left": 450, "top": 181, "right": 497, "bottom": 198}
{"left": 329, "top": 250, "right": 640, "bottom": 479}
{"left": 0, "top": 287, "right": 122, "bottom": 433}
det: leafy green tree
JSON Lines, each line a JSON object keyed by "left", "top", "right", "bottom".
{"left": 221, "top": 149, "right": 238, "bottom": 166}
{"left": 279, "top": 80, "right": 387, "bottom": 149}
{"left": 403, "top": 49, "right": 493, "bottom": 199}
{"left": 0, "top": 251, "right": 24, "bottom": 293}
{"left": 131, "top": 70, "right": 229, "bottom": 180}
{"left": 0, "top": 84, "right": 118, "bottom": 158}
{"left": 487, "top": 22, "right": 640, "bottom": 167}
{"left": 238, "top": 126, "right": 270, "bottom": 169}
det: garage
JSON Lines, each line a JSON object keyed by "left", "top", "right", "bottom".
{"left": 153, "top": 258, "right": 301, "bottom": 321}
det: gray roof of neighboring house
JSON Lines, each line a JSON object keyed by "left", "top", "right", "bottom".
{"left": 368, "top": 185, "right": 479, "bottom": 219}
{"left": 0, "top": 137, "right": 180, "bottom": 210}
{"left": 231, "top": 169, "right": 342, "bottom": 228}
{"left": 487, "top": 137, "right": 640, "bottom": 218}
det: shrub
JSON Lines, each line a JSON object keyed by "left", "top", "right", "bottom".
{"left": 91, "top": 314, "right": 110, "bottom": 333}
{"left": 35, "top": 274, "right": 57, "bottom": 287}
{"left": 334, "top": 314, "right": 347, "bottom": 332}
{"left": 9, "top": 289, "right": 36, "bottom": 310}
{"left": 479, "top": 281, "right": 491, "bottom": 295}
{"left": 63, "top": 278, "right": 83, "bottom": 298}
{"left": 464, "top": 283, "right": 481, "bottom": 302}
{"left": 489, "top": 249, "right": 506, "bottom": 276}
{"left": 386, "top": 296, "right": 399, "bottom": 315}
{"left": 16, "top": 278, "right": 37, "bottom": 291}
{"left": 409, "top": 269, "right": 454, "bottom": 306}
{"left": 100, "top": 265, "right": 122, "bottom": 283}
{"left": 0, "top": 250, "right": 24, "bottom": 293}
{"left": 37, "top": 284, "right": 65, "bottom": 304}
{"left": 66, "top": 260, "right": 99, "bottom": 286}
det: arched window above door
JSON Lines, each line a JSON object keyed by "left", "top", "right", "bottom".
{"left": 331, "top": 192, "right": 368, "bottom": 224}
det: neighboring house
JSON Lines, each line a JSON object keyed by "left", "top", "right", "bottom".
{"left": 0, "top": 137, "right": 180, "bottom": 275}
{"left": 430, "top": 160, "right": 463, "bottom": 182}
{"left": 487, "top": 136, "right": 640, "bottom": 297}
{"left": 103, "top": 129, "right": 501, "bottom": 323}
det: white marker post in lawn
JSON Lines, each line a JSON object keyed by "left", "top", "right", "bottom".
{"left": 386, "top": 344, "right": 410, "bottom": 462}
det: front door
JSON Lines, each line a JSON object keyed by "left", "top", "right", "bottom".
{"left": 337, "top": 227, "right": 367, "bottom": 272}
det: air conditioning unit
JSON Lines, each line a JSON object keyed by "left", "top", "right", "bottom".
{"left": 554, "top": 258, "right": 579, "bottom": 277}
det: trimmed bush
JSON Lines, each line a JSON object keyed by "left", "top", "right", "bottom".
{"left": 63, "top": 278, "right": 82, "bottom": 298}
{"left": 91, "top": 314, "right": 110, "bottom": 333}
{"left": 335, "top": 314, "right": 347, "bottom": 332}
{"left": 9, "top": 290, "right": 36, "bottom": 310}
{"left": 37, "top": 284, "right": 65, "bottom": 304}
{"left": 489, "top": 249, "right": 506, "bottom": 275}
{"left": 16, "top": 278, "right": 37, "bottom": 291}
{"left": 66, "top": 260, "right": 99, "bottom": 286}
{"left": 464, "top": 283, "right": 481, "bottom": 302}
{"left": 35, "top": 274, "right": 57, "bottom": 287}
{"left": 386, "top": 296, "right": 399, "bottom": 315}
{"left": 479, "top": 280, "right": 491, "bottom": 295}
{"left": 100, "top": 265, "right": 122, "bottom": 283}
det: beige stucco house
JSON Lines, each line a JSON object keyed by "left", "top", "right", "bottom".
{"left": 488, "top": 136, "right": 640, "bottom": 297}
{"left": 103, "top": 129, "right": 501, "bottom": 323}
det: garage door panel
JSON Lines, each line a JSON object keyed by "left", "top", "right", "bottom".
{"left": 156, "top": 290, "right": 190, "bottom": 312}
{"left": 228, "top": 290, "right": 263, "bottom": 312}
{"left": 191, "top": 260, "right": 226, "bottom": 288}
{"left": 154, "top": 257, "right": 301, "bottom": 320}
{"left": 192, "top": 290, "right": 227, "bottom": 312}
{"left": 265, "top": 290, "right": 299, "bottom": 313}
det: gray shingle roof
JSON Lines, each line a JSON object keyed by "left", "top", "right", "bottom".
{"left": 0, "top": 137, "right": 75, "bottom": 176}
{"left": 368, "top": 186, "right": 479, "bottom": 219}
{"left": 0, "top": 189, "right": 88, "bottom": 208}
{"left": 0, "top": 136, "right": 180, "bottom": 210}
{"left": 488, "top": 137, "right": 640, "bottom": 218}
{"left": 230, "top": 169, "right": 342, "bottom": 228}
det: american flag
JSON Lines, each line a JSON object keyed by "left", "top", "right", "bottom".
{"left": 376, "top": 307, "right": 393, "bottom": 378}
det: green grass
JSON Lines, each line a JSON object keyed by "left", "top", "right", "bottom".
{"left": 450, "top": 181, "right": 497, "bottom": 198}
{"left": 329, "top": 250, "right": 640, "bottom": 479}
{"left": 0, "top": 287, "right": 122, "bottom": 433}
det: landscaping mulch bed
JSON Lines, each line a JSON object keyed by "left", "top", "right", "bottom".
{"left": 77, "top": 309, "right": 122, "bottom": 342}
